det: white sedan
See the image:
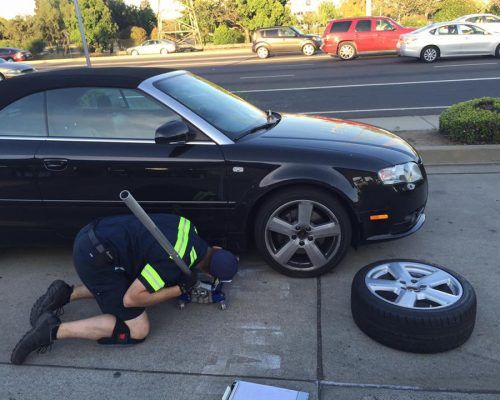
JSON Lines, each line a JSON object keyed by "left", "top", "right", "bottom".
{"left": 455, "top": 14, "right": 500, "bottom": 34}
{"left": 127, "top": 39, "right": 178, "bottom": 56}
{"left": 398, "top": 22, "right": 500, "bottom": 62}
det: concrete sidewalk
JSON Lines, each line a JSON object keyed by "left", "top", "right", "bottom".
{"left": 351, "top": 114, "right": 500, "bottom": 165}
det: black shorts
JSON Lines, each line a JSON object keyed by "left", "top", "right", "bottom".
{"left": 73, "top": 224, "right": 144, "bottom": 321}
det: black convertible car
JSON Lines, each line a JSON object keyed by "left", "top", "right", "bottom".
{"left": 0, "top": 68, "right": 427, "bottom": 277}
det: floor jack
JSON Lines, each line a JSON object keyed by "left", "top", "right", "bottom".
{"left": 177, "top": 275, "right": 230, "bottom": 310}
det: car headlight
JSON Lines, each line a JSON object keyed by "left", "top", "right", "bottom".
{"left": 378, "top": 162, "right": 423, "bottom": 185}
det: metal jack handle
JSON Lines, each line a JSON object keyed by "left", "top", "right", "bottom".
{"left": 119, "top": 190, "right": 192, "bottom": 276}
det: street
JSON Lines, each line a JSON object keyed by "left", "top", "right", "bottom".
{"left": 31, "top": 50, "right": 500, "bottom": 118}
{"left": 1, "top": 164, "right": 500, "bottom": 400}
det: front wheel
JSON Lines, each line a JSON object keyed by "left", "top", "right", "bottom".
{"left": 255, "top": 187, "right": 352, "bottom": 278}
{"left": 160, "top": 48, "right": 169, "bottom": 55}
{"left": 302, "top": 43, "right": 316, "bottom": 56}
{"left": 420, "top": 46, "right": 439, "bottom": 63}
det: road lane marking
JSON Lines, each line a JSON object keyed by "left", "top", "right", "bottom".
{"left": 240, "top": 74, "right": 295, "bottom": 79}
{"left": 301, "top": 106, "right": 450, "bottom": 114}
{"left": 434, "top": 62, "right": 498, "bottom": 68}
{"left": 233, "top": 76, "right": 500, "bottom": 93}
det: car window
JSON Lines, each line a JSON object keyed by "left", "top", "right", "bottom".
{"left": 485, "top": 16, "right": 500, "bottom": 22}
{"left": 460, "top": 24, "right": 485, "bottom": 35}
{"left": 278, "top": 27, "right": 296, "bottom": 37}
{"left": 46, "top": 87, "right": 183, "bottom": 140}
{"left": 466, "top": 17, "right": 479, "bottom": 23}
{"left": 376, "top": 19, "right": 395, "bottom": 31}
{"left": 262, "top": 29, "right": 278, "bottom": 38}
{"left": 0, "top": 93, "right": 46, "bottom": 137}
{"left": 355, "top": 20, "right": 372, "bottom": 32}
{"left": 437, "top": 25, "right": 458, "bottom": 35}
{"left": 330, "top": 21, "right": 352, "bottom": 33}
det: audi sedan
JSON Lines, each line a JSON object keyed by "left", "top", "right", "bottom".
{"left": 399, "top": 22, "right": 500, "bottom": 62}
{"left": 0, "top": 68, "right": 427, "bottom": 277}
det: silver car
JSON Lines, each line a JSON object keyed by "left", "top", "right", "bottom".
{"left": 398, "top": 22, "right": 500, "bottom": 62}
{"left": 455, "top": 14, "right": 500, "bottom": 34}
{"left": 127, "top": 39, "right": 178, "bottom": 56}
{"left": 0, "top": 58, "right": 36, "bottom": 80}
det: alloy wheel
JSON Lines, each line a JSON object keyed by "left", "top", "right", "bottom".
{"left": 339, "top": 44, "right": 354, "bottom": 60}
{"left": 257, "top": 47, "right": 269, "bottom": 59}
{"left": 365, "top": 261, "right": 463, "bottom": 309}
{"left": 303, "top": 44, "right": 315, "bottom": 56}
{"left": 265, "top": 200, "right": 342, "bottom": 272}
{"left": 423, "top": 48, "right": 438, "bottom": 62}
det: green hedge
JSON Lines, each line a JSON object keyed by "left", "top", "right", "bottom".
{"left": 439, "top": 97, "right": 500, "bottom": 144}
{"left": 212, "top": 24, "right": 245, "bottom": 45}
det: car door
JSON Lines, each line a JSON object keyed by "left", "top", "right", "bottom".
{"left": 458, "top": 24, "right": 494, "bottom": 54}
{"left": 0, "top": 92, "right": 47, "bottom": 238}
{"left": 354, "top": 19, "right": 377, "bottom": 52}
{"left": 434, "top": 25, "right": 462, "bottom": 56}
{"left": 141, "top": 40, "right": 155, "bottom": 55}
{"left": 374, "top": 18, "right": 400, "bottom": 51}
{"left": 278, "top": 27, "right": 302, "bottom": 52}
{"left": 35, "top": 87, "right": 227, "bottom": 239}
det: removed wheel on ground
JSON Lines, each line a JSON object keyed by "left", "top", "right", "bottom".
{"left": 338, "top": 42, "right": 356, "bottom": 60}
{"left": 255, "top": 187, "right": 351, "bottom": 278}
{"left": 420, "top": 45, "right": 439, "bottom": 63}
{"left": 351, "top": 260, "right": 477, "bottom": 353}
{"left": 257, "top": 47, "right": 270, "bottom": 59}
{"left": 302, "top": 43, "right": 316, "bottom": 56}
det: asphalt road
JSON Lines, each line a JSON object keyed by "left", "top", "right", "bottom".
{"left": 1, "top": 164, "right": 500, "bottom": 400}
{"left": 31, "top": 50, "right": 500, "bottom": 118}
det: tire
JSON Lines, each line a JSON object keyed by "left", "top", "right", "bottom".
{"left": 351, "top": 260, "right": 477, "bottom": 353}
{"left": 255, "top": 187, "right": 352, "bottom": 278}
{"left": 420, "top": 45, "right": 439, "bottom": 63}
{"left": 0, "top": 73, "right": 4, "bottom": 81}
{"left": 256, "top": 46, "right": 270, "bottom": 59}
{"left": 160, "top": 48, "right": 169, "bottom": 55}
{"left": 495, "top": 44, "right": 500, "bottom": 58}
{"left": 337, "top": 42, "right": 356, "bottom": 61}
{"left": 302, "top": 43, "right": 316, "bottom": 56}
{"left": 6, "top": 58, "right": 14, "bottom": 62}
{"left": 130, "top": 50, "right": 139, "bottom": 56}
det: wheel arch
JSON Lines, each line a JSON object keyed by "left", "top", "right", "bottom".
{"left": 245, "top": 180, "right": 361, "bottom": 248}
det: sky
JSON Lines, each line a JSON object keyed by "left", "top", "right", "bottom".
{"left": 0, "top": 0, "right": 156, "bottom": 19}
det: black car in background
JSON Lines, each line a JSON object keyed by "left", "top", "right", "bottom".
{"left": 0, "top": 68, "right": 427, "bottom": 277}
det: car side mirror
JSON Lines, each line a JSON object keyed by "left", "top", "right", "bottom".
{"left": 155, "top": 120, "right": 191, "bottom": 145}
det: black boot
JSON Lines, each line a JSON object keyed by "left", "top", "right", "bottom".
{"left": 30, "top": 280, "right": 73, "bottom": 327}
{"left": 11, "top": 312, "right": 61, "bottom": 365}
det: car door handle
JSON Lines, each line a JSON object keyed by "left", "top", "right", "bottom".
{"left": 43, "top": 158, "right": 68, "bottom": 171}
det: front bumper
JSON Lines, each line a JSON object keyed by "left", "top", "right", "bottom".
{"left": 365, "top": 210, "right": 425, "bottom": 241}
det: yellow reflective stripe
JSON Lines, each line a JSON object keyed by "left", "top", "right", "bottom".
{"left": 141, "top": 264, "right": 165, "bottom": 292}
{"left": 189, "top": 246, "right": 197, "bottom": 267}
{"left": 173, "top": 217, "right": 191, "bottom": 259}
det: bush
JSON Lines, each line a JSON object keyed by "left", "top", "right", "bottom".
{"left": 130, "top": 26, "right": 147, "bottom": 45}
{"left": 439, "top": 98, "right": 500, "bottom": 144}
{"left": 400, "top": 15, "right": 429, "bottom": 28}
{"left": 212, "top": 24, "right": 245, "bottom": 45}
{"left": 24, "top": 38, "right": 46, "bottom": 55}
{"left": 434, "top": 0, "right": 479, "bottom": 22}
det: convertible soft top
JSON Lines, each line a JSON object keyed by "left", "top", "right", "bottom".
{"left": 0, "top": 67, "right": 175, "bottom": 110}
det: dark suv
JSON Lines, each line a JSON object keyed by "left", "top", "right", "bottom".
{"left": 252, "top": 26, "right": 322, "bottom": 58}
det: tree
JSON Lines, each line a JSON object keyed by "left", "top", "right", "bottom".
{"left": 434, "top": 0, "right": 479, "bottom": 21}
{"left": 188, "top": 0, "right": 222, "bottom": 43}
{"left": 130, "top": 26, "right": 147, "bottom": 44}
{"left": 338, "top": 0, "right": 365, "bottom": 17}
{"left": 137, "top": 0, "right": 157, "bottom": 34}
{"left": 489, "top": 0, "right": 500, "bottom": 14}
{"left": 106, "top": 0, "right": 157, "bottom": 38}
{"left": 212, "top": 24, "right": 245, "bottom": 44}
{"left": 2, "top": 16, "right": 37, "bottom": 45}
{"left": 62, "top": 0, "right": 117, "bottom": 52}
{"left": 317, "top": 1, "right": 338, "bottom": 26}
{"left": 34, "top": 0, "right": 64, "bottom": 46}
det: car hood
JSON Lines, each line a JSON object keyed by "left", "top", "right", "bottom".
{"left": 258, "top": 114, "right": 420, "bottom": 164}
{"left": 0, "top": 62, "right": 32, "bottom": 71}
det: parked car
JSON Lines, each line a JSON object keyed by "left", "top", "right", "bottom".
{"left": 398, "top": 22, "right": 500, "bottom": 62}
{"left": 252, "top": 26, "right": 322, "bottom": 58}
{"left": 0, "top": 58, "right": 36, "bottom": 80}
{"left": 321, "top": 17, "right": 415, "bottom": 60}
{"left": 127, "top": 39, "right": 178, "bottom": 56}
{"left": 0, "top": 68, "right": 427, "bottom": 277}
{"left": 455, "top": 14, "right": 500, "bottom": 33}
{"left": 0, "top": 48, "right": 33, "bottom": 62}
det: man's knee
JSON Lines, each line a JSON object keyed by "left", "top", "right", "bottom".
{"left": 125, "top": 312, "right": 149, "bottom": 340}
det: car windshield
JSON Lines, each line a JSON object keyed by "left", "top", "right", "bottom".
{"left": 154, "top": 73, "right": 269, "bottom": 140}
{"left": 412, "top": 24, "right": 436, "bottom": 34}
{"left": 291, "top": 26, "right": 304, "bottom": 35}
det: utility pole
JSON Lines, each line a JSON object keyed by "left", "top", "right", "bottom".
{"left": 366, "top": 0, "right": 372, "bottom": 16}
{"left": 73, "top": 0, "right": 91, "bottom": 67}
{"left": 157, "top": 0, "right": 163, "bottom": 39}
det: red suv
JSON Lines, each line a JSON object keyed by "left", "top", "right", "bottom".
{"left": 321, "top": 17, "right": 414, "bottom": 60}
{"left": 0, "top": 48, "right": 33, "bottom": 62}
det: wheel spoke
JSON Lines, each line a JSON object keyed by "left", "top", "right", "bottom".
{"left": 268, "top": 217, "right": 295, "bottom": 237}
{"left": 366, "top": 278, "right": 401, "bottom": 293}
{"left": 387, "top": 262, "right": 413, "bottom": 282}
{"left": 395, "top": 290, "right": 417, "bottom": 307}
{"left": 297, "top": 201, "right": 314, "bottom": 226}
{"left": 421, "top": 287, "right": 459, "bottom": 306}
{"left": 311, "top": 222, "right": 340, "bottom": 238}
{"left": 274, "top": 240, "right": 300, "bottom": 264}
{"left": 304, "top": 242, "right": 327, "bottom": 267}
{"left": 418, "top": 270, "right": 451, "bottom": 287}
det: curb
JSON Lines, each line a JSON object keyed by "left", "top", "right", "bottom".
{"left": 416, "top": 144, "right": 500, "bottom": 165}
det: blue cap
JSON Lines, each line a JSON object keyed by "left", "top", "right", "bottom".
{"left": 210, "top": 249, "right": 238, "bottom": 281}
